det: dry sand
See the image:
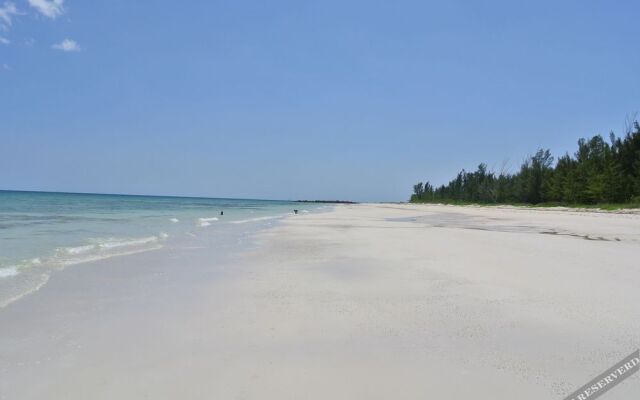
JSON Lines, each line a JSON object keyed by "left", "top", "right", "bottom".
{"left": 1, "top": 203, "right": 639, "bottom": 399}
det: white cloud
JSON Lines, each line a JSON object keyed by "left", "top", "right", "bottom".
{"left": 27, "top": 0, "right": 64, "bottom": 19}
{"left": 0, "top": 2, "right": 19, "bottom": 31}
{"left": 0, "top": 36, "right": 9, "bottom": 44}
{"left": 51, "top": 38, "right": 79, "bottom": 52}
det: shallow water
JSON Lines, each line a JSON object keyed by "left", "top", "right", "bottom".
{"left": 0, "top": 190, "right": 321, "bottom": 307}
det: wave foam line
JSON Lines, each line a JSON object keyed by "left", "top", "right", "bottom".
{"left": 0, "top": 257, "right": 44, "bottom": 279}
{"left": 197, "top": 217, "right": 219, "bottom": 227}
{"left": 230, "top": 215, "right": 286, "bottom": 224}
{"left": 96, "top": 235, "right": 162, "bottom": 250}
{"left": 54, "top": 245, "right": 163, "bottom": 267}
{"left": 0, "top": 233, "right": 169, "bottom": 308}
{"left": 0, "top": 266, "right": 19, "bottom": 279}
{"left": 0, "top": 273, "right": 50, "bottom": 309}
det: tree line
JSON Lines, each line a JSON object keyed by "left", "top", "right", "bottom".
{"left": 411, "top": 121, "right": 640, "bottom": 205}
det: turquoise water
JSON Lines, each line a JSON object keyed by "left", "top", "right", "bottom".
{"left": 0, "top": 191, "right": 320, "bottom": 307}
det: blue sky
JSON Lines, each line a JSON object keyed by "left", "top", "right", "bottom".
{"left": 1, "top": 0, "right": 639, "bottom": 201}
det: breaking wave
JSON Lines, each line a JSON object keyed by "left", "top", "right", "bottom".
{"left": 0, "top": 233, "right": 169, "bottom": 308}
{"left": 230, "top": 215, "right": 286, "bottom": 224}
{"left": 0, "top": 266, "right": 19, "bottom": 279}
{"left": 197, "top": 217, "right": 219, "bottom": 227}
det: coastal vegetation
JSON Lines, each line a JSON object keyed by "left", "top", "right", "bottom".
{"left": 411, "top": 121, "right": 640, "bottom": 208}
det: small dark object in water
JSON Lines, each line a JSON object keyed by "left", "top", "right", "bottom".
{"left": 293, "top": 209, "right": 298, "bottom": 214}
{"left": 220, "top": 211, "right": 224, "bottom": 216}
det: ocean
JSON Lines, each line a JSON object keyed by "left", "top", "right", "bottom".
{"left": 0, "top": 190, "right": 321, "bottom": 307}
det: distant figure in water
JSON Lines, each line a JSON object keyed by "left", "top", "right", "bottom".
{"left": 293, "top": 209, "right": 298, "bottom": 214}
{"left": 220, "top": 211, "right": 224, "bottom": 216}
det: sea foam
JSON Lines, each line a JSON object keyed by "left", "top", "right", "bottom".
{"left": 197, "top": 217, "right": 219, "bottom": 227}
{"left": 0, "top": 266, "right": 19, "bottom": 279}
{"left": 96, "top": 235, "right": 161, "bottom": 250}
{"left": 49, "top": 234, "right": 168, "bottom": 268}
{"left": 230, "top": 215, "right": 286, "bottom": 224}
{"left": 0, "top": 257, "right": 45, "bottom": 279}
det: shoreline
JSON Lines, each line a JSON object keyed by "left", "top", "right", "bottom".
{"left": 0, "top": 190, "right": 311, "bottom": 310}
{"left": 1, "top": 204, "right": 638, "bottom": 399}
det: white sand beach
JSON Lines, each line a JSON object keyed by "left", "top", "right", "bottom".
{"left": 1, "top": 204, "right": 639, "bottom": 399}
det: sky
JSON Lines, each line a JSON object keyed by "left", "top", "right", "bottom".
{"left": 1, "top": 0, "right": 639, "bottom": 202}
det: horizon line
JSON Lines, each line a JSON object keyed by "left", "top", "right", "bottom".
{"left": 0, "top": 189, "right": 358, "bottom": 204}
